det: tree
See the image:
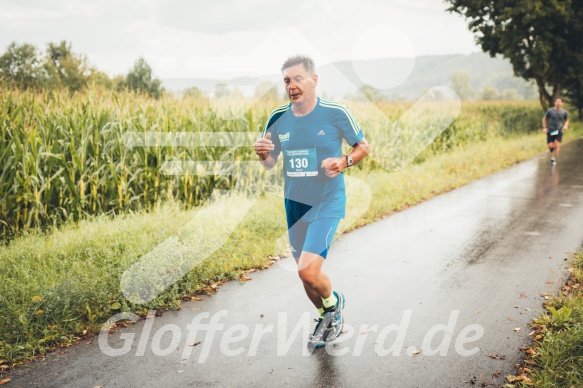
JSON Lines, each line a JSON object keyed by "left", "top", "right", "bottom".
{"left": 358, "top": 84, "right": 384, "bottom": 102}
{"left": 213, "top": 83, "right": 230, "bottom": 98}
{"left": 88, "top": 69, "right": 115, "bottom": 90}
{"left": 44, "top": 41, "right": 91, "bottom": 92}
{"left": 501, "top": 88, "right": 520, "bottom": 101}
{"left": 182, "top": 86, "right": 203, "bottom": 98}
{"left": 445, "top": 0, "right": 583, "bottom": 111}
{"left": 0, "top": 42, "right": 48, "bottom": 89}
{"left": 122, "top": 57, "right": 163, "bottom": 98}
{"left": 450, "top": 71, "right": 474, "bottom": 100}
{"left": 479, "top": 85, "right": 500, "bottom": 100}
{"left": 564, "top": 72, "right": 583, "bottom": 121}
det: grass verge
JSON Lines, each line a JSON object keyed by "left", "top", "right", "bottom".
{"left": 505, "top": 251, "right": 583, "bottom": 387}
{"left": 1, "top": 124, "right": 582, "bottom": 372}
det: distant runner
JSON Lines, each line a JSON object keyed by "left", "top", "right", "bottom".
{"left": 254, "top": 55, "right": 369, "bottom": 349}
{"left": 543, "top": 97, "right": 569, "bottom": 165}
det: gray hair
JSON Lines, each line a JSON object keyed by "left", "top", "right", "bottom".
{"left": 281, "top": 55, "right": 316, "bottom": 74}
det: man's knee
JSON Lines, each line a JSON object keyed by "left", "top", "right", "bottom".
{"left": 298, "top": 267, "right": 318, "bottom": 287}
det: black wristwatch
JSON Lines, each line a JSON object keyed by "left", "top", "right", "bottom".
{"left": 345, "top": 155, "right": 353, "bottom": 168}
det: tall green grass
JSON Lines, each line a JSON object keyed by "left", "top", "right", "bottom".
{"left": 1, "top": 86, "right": 578, "bottom": 368}
{"left": 1, "top": 122, "right": 581, "bottom": 367}
{"left": 509, "top": 252, "right": 583, "bottom": 387}
{"left": 0, "top": 87, "right": 545, "bottom": 240}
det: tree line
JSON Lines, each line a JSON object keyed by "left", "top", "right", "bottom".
{"left": 446, "top": 0, "right": 583, "bottom": 119}
{"left": 0, "top": 41, "right": 163, "bottom": 98}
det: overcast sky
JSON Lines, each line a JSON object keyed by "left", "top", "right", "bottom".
{"left": 0, "top": 0, "right": 479, "bottom": 79}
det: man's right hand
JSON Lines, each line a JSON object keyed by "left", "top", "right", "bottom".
{"left": 254, "top": 132, "right": 274, "bottom": 161}
{"left": 542, "top": 127, "right": 548, "bottom": 134}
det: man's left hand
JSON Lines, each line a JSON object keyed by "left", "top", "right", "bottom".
{"left": 321, "top": 157, "right": 346, "bottom": 178}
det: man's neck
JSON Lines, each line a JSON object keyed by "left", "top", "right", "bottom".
{"left": 292, "top": 96, "right": 318, "bottom": 117}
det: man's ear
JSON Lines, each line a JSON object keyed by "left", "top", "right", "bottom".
{"left": 312, "top": 73, "right": 318, "bottom": 87}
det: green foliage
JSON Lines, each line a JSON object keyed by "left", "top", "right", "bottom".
{"left": 0, "top": 42, "right": 166, "bottom": 96}
{"left": 121, "top": 57, "right": 163, "bottom": 98}
{"left": 44, "top": 41, "right": 93, "bottom": 92}
{"left": 479, "top": 85, "right": 501, "bottom": 101}
{"left": 0, "top": 42, "right": 49, "bottom": 89}
{"left": 2, "top": 123, "right": 580, "bottom": 366}
{"left": 0, "top": 88, "right": 274, "bottom": 240}
{"left": 213, "top": 83, "right": 230, "bottom": 98}
{"left": 535, "top": 306, "right": 573, "bottom": 329}
{"left": 563, "top": 53, "right": 583, "bottom": 121}
{"left": 445, "top": 0, "right": 583, "bottom": 110}
{"left": 450, "top": 71, "right": 474, "bottom": 100}
{"left": 182, "top": 86, "right": 203, "bottom": 99}
{"left": 522, "top": 252, "right": 583, "bottom": 387}
{"left": 358, "top": 84, "right": 385, "bottom": 102}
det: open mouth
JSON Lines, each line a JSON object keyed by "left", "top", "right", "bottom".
{"left": 290, "top": 92, "right": 301, "bottom": 99}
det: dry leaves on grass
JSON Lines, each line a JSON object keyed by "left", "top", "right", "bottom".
{"left": 0, "top": 379, "right": 11, "bottom": 385}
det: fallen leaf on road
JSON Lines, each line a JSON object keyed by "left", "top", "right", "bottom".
{"left": 519, "top": 293, "right": 527, "bottom": 299}
{"left": 488, "top": 354, "right": 499, "bottom": 359}
{"left": 514, "top": 327, "right": 521, "bottom": 332}
{"left": 189, "top": 341, "right": 201, "bottom": 347}
{"left": 524, "top": 308, "right": 531, "bottom": 311}
{"left": 528, "top": 330, "right": 535, "bottom": 336}
{"left": 0, "top": 379, "right": 11, "bottom": 385}
{"left": 239, "top": 275, "right": 253, "bottom": 281}
{"left": 412, "top": 350, "right": 421, "bottom": 355}
{"left": 191, "top": 297, "right": 202, "bottom": 301}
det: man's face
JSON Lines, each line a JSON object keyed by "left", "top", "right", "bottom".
{"left": 555, "top": 98, "right": 563, "bottom": 109}
{"left": 283, "top": 64, "right": 318, "bottom": 104}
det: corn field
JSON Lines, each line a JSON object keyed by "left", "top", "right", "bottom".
{"left": 0, "top": 87, "right": 543, "bottom": 241}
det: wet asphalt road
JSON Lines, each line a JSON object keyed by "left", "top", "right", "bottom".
{"left": 9, "top": 139, "right": 583, "bottom": 388}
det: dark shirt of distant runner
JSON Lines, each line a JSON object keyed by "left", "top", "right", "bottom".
{"left": 545, "top": 108, "right": 569, "bottom": 133}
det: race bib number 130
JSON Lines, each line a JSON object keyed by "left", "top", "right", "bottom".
{"left": 285, "top": 148, "right": 318, "bottom": 177}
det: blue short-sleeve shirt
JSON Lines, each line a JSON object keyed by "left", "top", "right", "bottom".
{"left": 262, "top": 97, "right": 364, "bottom": 221}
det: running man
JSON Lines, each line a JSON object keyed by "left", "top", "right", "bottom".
{"left": 254, "top": 55, "right": 369, "bottom": 349}
{"left": 543, "top": 97, "right": 569, "bottom": 165}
